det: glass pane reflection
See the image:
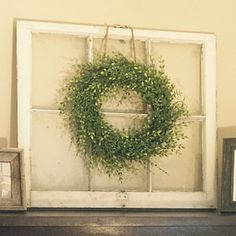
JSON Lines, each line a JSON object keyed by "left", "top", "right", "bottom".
{"left": 0, "top": 162, "right": 11, "bottom": 198}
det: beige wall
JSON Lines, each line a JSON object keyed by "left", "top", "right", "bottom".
{"left": 0, "top": 0, "right": 236, "bottom": 147}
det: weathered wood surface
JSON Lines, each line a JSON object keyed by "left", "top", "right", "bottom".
{"left": 0, "top": 211, "right": 236, "bottom": 235}
{"left": 1, "top": 226, "right": 236, "bottom": 236}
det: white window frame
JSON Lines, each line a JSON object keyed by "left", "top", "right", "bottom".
{"left": 17, "top": 20, "right": 216, "bottom": 209}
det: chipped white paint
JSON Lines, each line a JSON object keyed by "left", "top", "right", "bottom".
{"left": 31, "top": 191, "right": 215, "bottom": 208}
{"left": 87, "top": 35, "right": 93, "bottom": 62}
{"left": 17, "top": 23, "right": 32, "bottom": 207}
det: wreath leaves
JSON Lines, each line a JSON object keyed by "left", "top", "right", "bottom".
{"left": 59, "top": 53, "right": 189, "bottom": 177}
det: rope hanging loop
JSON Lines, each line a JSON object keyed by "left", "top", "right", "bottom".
{"left": 101, "top": 24, "right": 137, "bottom": 62}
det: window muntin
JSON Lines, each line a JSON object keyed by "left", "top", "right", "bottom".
{"left": 17, "top": 21, "right": 216, "bottom": 208}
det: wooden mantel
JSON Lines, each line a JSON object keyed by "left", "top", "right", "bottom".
{"left": 0, "top": 210, "right": 236, "bottom": 235}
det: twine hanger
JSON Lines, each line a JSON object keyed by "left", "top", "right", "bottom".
{"left": 101, "top": 24, "right": 137, "bottom": 62}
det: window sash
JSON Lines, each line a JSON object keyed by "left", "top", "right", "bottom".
{"left": 17, "top": 20, "right": 216, "bottom": 208}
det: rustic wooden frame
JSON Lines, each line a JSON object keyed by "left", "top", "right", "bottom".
{"left": 221, "top": 138, "right": 236, "bottom": 212}
{"left": 17, "top": 20, "right": 216, "bottom": 209}
{"left": 0, "top": 149, "right": 26, "bottom": 211}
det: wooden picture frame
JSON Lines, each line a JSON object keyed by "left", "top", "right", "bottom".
{"left": 221, "top": 138, "right": 236, "bottom": 212}
{"left": 0, "top": 149, "right": 26, "bottom": 211}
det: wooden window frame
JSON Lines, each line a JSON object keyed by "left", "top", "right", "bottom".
{"left": 17, "top": 20, "right": 216, "bottom": 209}
{"left": 0, "top": 149, "right": 26, "bottom": 211}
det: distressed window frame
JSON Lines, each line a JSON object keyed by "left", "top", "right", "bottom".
{"left": 0, "top": 149, "right": 26, "bottom": 211}
{"left": 17, "top": 20, "right": 216, "bottom": 209}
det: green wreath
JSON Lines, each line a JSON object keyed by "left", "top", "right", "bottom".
{"left": 59, "top": 53, "right": 189, "bottom": 177}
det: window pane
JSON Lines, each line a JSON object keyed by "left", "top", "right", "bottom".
{"left": 90, "top": 163, "right": 147, "bottom": 192}
{"left": 101, "top": 89, "right": 147, "bottom": 113}
{"left": 101, "top": 89, "right": 147, "bottom": 132}
{"left": 152, "top": 121, "right": 203, "bottom": 192}
{"left": 32, "top": 33, "right": 87, "bottom": 109}
{"left": 0, "top": 162, "right": 11, "bottom": 198}
{"left": 103, "top": 113, "right": 146, "bottom": 133}
{"left": 31, "top": 111, "right": 89, "bottom": 191}
{"left": 91, "top": 112, "right": 148, "bottom": 192}
{"left": 93, "top": 38, "right": 146, "bottom": 62}
{"left": 92, "top": 87, "right": 148, "bottom": 191}
{"left": 152, "top": 42, "right": 202, "bottom": 115}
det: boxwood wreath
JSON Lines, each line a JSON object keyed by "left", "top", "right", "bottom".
{"left": 59, "top": 53, "right": 189, "bottom": 178}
